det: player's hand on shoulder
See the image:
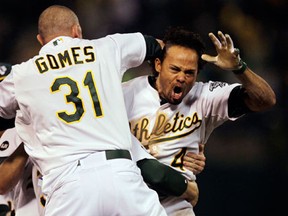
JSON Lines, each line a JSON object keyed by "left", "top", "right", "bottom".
{"left": 183, "top": 144, "right": 206, "bottom": 175}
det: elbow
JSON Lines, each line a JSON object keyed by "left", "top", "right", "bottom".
{"left": 269, "top": 92, "right": 277, "bottom": 107}
{"left": 250, "top": 91, "right": 277, "bottom": 112}
{"left": 263, "top": 91, "right": 277, "bottom": 110}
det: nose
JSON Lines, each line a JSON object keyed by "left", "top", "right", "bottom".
{"left": 176, "top": 72, "right": 186, "bottom": 83}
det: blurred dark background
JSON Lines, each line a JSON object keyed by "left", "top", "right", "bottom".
{"left": 0, "top": 0, "right": 287, "bottom": 215}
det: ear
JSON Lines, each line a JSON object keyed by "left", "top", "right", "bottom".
{"left": 72, "top": 24, "right": 82, "bottom": 39}
{"left": 37, "top": 34, "right": 44, "bottom": 46}
{"left": 154, "top": 58, "right": 162, "bottom": 73}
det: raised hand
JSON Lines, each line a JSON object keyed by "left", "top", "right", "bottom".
{"left": 201, "top": 31, "right": 242, "bottom": 70}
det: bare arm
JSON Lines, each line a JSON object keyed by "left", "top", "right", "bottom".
{"left": 202, "top": 31, "right": 276, "bottom": 112}
{"left": 0, "top": 143, "right": 28, "bottom": 194}
{"left": 233, "top": 67, "right": 276, "bottom": 112}
{"left": 180, "top": 180, "right": 199, "bottom": 207}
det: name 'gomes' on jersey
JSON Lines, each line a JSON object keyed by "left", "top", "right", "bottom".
{"left": 34, "top": 45, "right": 95, "bottom": 73}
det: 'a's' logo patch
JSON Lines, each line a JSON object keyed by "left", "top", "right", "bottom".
{"left": 0, "top": 141, "right": 9, "bottom": 151}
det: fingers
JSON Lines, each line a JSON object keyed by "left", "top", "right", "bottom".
{"left": 225, "top": 33, "right": 234, "bottom": 50}
{"left": 208, "top": 32, "right": 221, "bottom": 49}
{"left": 201, "top": 54, "right": 217, "bottom": 63}
{"left": 185, "top": 162, "right": 204, "bottom": 175}
{"left": 199, "top": 143, "right": 205, "bottom": 154}
{"left": 183, "top": 152, "right": 206, "bottom": 175}
{"left": 209, "top": 31, "right": 234, "bottom": 50}
{"left": 156, "top": 39, "right": 165, "bottom": 49}
{"left": 208, "top": 31, "right": 227, "bottom": 49}
{"left": 217, "top": 31, "right": 227, "bottom": 48}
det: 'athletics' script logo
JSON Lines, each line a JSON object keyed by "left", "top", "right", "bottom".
{"left": 130, "top": 112, "right": 202, "bottom": 145}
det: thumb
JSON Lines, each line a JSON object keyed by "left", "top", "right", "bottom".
{"left": 201, "top": 54, "right": 217, "bottom": 63}
{"left": 199, "top": 144, "right": 205, "bottom": 154}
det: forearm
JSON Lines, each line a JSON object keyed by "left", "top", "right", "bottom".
{"left": 0, "top": 143, "right": 28, "bottom": 194}
{"left": 143, "top": 35, "right": 163, "bottom": 61}
{"left": 179, "top": 180, "right": 199, "bottom": 207}
{"left": 234, "top": 66, "right": 276, "bottom": 112}
{"left": 201, "top": 31, "right": 276, "bottom": 112}
{"left": 137, "top": 159, "right": 188, "bottom": 196}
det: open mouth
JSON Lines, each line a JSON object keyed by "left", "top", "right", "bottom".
{"left": 172, "top": 86, "right": 183, "bottom": 100}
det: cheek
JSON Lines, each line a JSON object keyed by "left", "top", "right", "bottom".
{"left": 158, "top": 76, "right": 172, "bottom": 91}
{"left": 186, "top": 79, "right": 195, "bottom": 91}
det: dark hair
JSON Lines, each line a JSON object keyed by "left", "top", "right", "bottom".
{"left": 150, "top": 26, "right": 206, "bottom": 76}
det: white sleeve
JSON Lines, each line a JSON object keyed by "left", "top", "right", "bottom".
{"left": 203, "top": 81, "right": 241, "bottom": 122}
{"left": 0, "top": 128, "right": 20, "bottom": 157}
{"left": 108, "top": 33, "right": 146, "bottom": 74}
{"left": 201, "top": 81, "right": 241, "bottom": 143}
{"left": 0, "top": 71, "right": 18, "bottom": 119}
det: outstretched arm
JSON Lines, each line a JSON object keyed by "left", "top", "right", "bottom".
{"left": 202, "top": 31, "right": 276, "bottom": 112}
{"left": 0, "top": 143, "right": 28, "bottom": 194}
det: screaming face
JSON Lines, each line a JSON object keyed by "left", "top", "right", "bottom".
{"left": 155, "top": 46, "right": 199, "bottom": 105}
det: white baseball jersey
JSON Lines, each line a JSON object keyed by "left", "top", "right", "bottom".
{"left": 122, "top": 75, "right": 241, "bottom": 215}
{"left": 131, "top": 133, "right": 155, "bottom": 161}
{"left": 0, "top": 33, "right": 145, "bottom": 176}
{"left": 32, "top": 165, "right": 46, "bottom": 216}
{"left": 0, "top": 33, "right": 167, "bottom": 216}
{"left": 0, "top": 128, "right": 40, "bottom": 216}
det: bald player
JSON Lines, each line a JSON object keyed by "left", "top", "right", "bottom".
{"left": 0, "top": 5, "right": 168, "bottom": 216}
{"left": 122, "top": 27, "right": 276, "bottom": 215}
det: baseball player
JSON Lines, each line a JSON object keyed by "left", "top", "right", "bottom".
{"left": 0, "top": 60, "right": 202, "bottom": 215}
{"left": 0, "top": 63, "right": 14, "bottom": 133}
{"left": 0, "top": 63, "right": 44, "bottom": 216}
{"left": 0, "top": 129, "right": 201, "bottom": 215}
{"left": 122, "top": 27, "right": 276, "bottom": 215}
{"left": 0, "top": 128, "right": 40, "bottom": 216}
{"left": 0, "top": 5, "right": 172, "bottom": 216}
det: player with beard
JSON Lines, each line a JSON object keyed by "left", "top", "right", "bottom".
{"left": 122, "top": 27, "right": 276, "bottom": 215}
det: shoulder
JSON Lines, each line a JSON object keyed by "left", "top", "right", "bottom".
{"left": 122, "top": 75, "right": 148, "bottom": 91}
{"left": 107, "top": 32, "right": 144, "bottom": 43}
{"left": 192, "top": 81, "right": 239, "bottom": 94}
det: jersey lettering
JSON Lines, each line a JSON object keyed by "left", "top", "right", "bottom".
{"left": 130, "top": 112, "right": 202, "bottom": 145}
{"left": 171, "top": 147, "right": 187, "bottom": 170}
{"left": 35, "top": 46, "right": 95, "bottom": 73}
{"left": 51, "top": 71, "right": 103, "bottom": 123}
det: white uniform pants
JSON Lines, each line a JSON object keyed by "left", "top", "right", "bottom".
{"left": 42, "top": 151, "right": 167, "bottom": 216}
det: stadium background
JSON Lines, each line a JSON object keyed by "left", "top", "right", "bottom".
{"left": 0, "top": 0, "right": 287, "bottom": 215}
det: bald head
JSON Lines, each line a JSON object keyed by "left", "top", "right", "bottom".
{"left": 37, "top": 5, "right": 82, "bottom": 45}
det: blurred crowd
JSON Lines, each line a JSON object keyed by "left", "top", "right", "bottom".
{"left": 0, "top": 0, "right": 287, "bottom": 215}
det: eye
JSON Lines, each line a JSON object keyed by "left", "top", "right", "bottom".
{"left": 170, "top": 66, "right": 180, "bottom": 72}
{"left": 185, "top": 70, "right": 195, "bottom": 76}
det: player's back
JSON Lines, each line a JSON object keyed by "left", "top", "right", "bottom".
{"left": 9, "top": 33, "right": 146, "bottom": 174}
